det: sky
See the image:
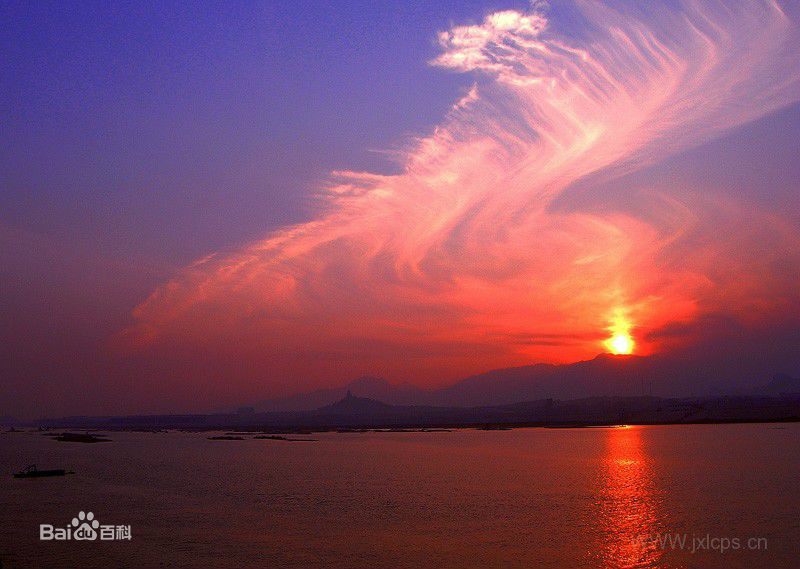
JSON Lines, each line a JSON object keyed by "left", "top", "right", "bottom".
{"left": 2, "top": 0, "right": 799, "bottom": 419}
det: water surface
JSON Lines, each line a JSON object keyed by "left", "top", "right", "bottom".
{"left": 1, "top": 424, "right": 798, "bottom": 568}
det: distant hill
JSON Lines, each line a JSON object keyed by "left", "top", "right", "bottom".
{"left": 428, "top": 354, "right": 691, "bottom": 406}
{"left": 251, "top": 376, "right": 427, "bottom": 412}
{"left": 38, "top": 391, "right": 800, "bottom": 430}
{"left": 316, "top": 391, "right": 396, "bottom": 415}
{"left": 32, "top": 361, "right": 800, "bottom": 430}
{"left": 245, "top": 353, "right": 800, "bottom": 412}
{"left": 753, "top": 373, "right": 800, "bottom": 397}
{"left": 248, "top": 356, "right": 651, "bottom": 412}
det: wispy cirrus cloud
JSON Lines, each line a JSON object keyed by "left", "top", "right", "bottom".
{"left": 118, "top": 0, "right": 800, "bottom": 389}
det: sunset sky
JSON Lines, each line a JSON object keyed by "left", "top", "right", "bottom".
{"left": 2, "top": 0, "right": 799, "bottom": 418}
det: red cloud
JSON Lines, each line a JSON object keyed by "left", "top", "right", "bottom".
{"left": 118, "top": 1, "right": 800, "bottom": 389}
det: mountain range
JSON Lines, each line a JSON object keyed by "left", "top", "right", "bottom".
{"left": 248, "top": 353, "right": 800, "bottom": 412}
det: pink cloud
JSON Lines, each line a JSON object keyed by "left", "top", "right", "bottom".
{"left": 117, "top": 1, "right": 800, "bottom": 389}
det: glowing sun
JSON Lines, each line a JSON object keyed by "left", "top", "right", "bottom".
{"left": 606, "top": 333, "right": 634, "bottom": 355}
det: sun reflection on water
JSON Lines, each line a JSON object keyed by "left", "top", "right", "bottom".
{"left": 596, "top": 426, "right": 664, "bottom": 569}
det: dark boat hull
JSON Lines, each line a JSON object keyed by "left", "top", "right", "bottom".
{"left": 14, "top": 469, "right": 67, "bottom": 478}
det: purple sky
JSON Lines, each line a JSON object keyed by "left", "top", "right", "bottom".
{"left": 2, "top": 1, "right": 799, "bottom": 419}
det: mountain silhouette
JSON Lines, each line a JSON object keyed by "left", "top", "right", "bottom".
{"left": 431, "top": 354, "right": 655, "bottom": 406}
{"left": 316, "top": 390, "right": 396, "bottom": 415}
{"left": 251, "top": 376, "right": 425, "bottom": 412}
{"left": 245, "top": 351, "right": 800, "bottom": 411}
{"left": 753, "top": 373, "right": 800, "bottom": 397}
{"left": 39, "top": 358, "right": 800, "bottom": 430}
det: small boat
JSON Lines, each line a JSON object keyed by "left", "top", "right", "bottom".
{"left": 13, "top": 464, "right": 72, "bottom": 478}
{"left": 51, "top": 432, "right": 110, "bottom": 443}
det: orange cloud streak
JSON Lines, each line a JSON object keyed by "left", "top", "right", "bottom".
{"left": 118, "top": 1, "right": 800, "bottom": 389}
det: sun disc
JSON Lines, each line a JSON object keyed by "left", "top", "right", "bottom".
{"left": 607, "top": 334, "right": 634, "bottom": 355}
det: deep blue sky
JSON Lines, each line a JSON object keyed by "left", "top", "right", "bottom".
{"left": 2, "top": 0, "right": 533, "bottom": 264}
